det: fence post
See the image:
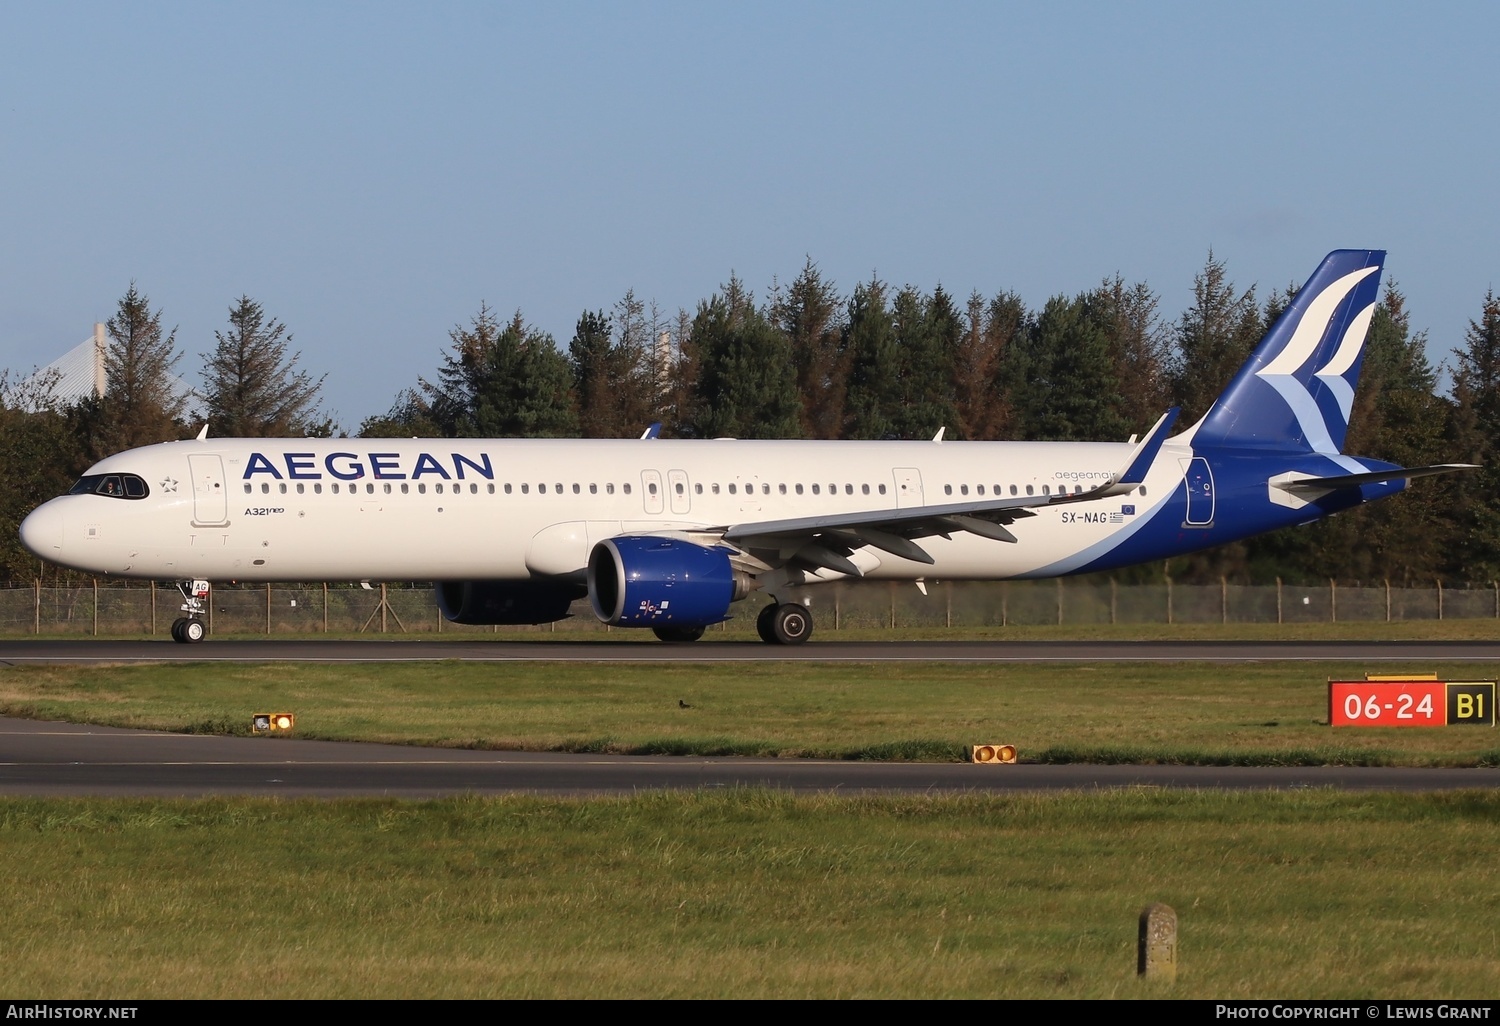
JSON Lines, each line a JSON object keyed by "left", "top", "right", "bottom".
{"left": 266, "top": 583, "right": 272, "bottom": 635}
{"left": 1276, "top": 577, "right": 1283, "bottom": 624}
{"left": 150, "top": 580, "right": 156, "bottom": 635}
{"left": 946, "top": 581, "right": 952, "bottom": 629}
{"left": 34, "top": 579, "right": 40, "bottom": 635}
{"left": 1330, "top": 579, "right": 1337, "bottom": 623}
{"left": 889, "top": 581, "right": 896, "bottom": 630}
{"left": 1056, "top": 578, "right": 1064, "bottom": 625}
{"left": 1221, "top": 576, "right": 1227, "bottom": 624}
{"left": 1001, "top": 582, "right": 1009, "bottom": 627}
{"left": 92, "top": 578, "right": 98, "bottom": 637}
{"left": 1166, "top": 575, "right": 1173, "bottom": 625}
{"left": 1386, "top": 579, "right": 1391, "bottom": 622}
{"left": 834, "top": 584, "right": 841, "bottom": 631}
{"left": 323, "top": 582, "right": 329, "bottom": 633}
{"left": 382, "top": 583, "right": 389, "bottom": 633}
{"left": 1437, "top": 579, "right": 1444, "bottom": 620}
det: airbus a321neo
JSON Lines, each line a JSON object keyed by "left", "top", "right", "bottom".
{"left": 19, "top": 250, "right": 1469, "bottom": 644}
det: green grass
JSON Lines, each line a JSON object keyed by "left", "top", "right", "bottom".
{"left": 1, "top": 790, "right": 1497, "bottom": 999}
{"left": 4, "top": 660, "right": 1500, "bottom": 766}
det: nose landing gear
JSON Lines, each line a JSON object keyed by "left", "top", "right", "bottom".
{"left": 170, "top": 580, "right": 210, "bottom": 644}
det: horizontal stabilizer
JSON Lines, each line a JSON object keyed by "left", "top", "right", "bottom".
{"left": 1278, "top": 464, "right": 1478, "bottom": 493}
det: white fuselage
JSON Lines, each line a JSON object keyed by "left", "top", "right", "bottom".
{"left": 21, "top": 437, "right": 1184, "bottom": 583}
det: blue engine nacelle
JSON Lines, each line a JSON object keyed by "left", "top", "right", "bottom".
{"left": 587, "top": 536, "right": 750, "bottom": 627}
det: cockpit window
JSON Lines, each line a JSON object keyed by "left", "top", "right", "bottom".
{"left": 68, "top": 474, "right": 150, "bottom": 500}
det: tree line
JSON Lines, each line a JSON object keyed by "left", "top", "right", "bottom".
{"left": 5, "top": 256, "right": 1500, "bottom": 588}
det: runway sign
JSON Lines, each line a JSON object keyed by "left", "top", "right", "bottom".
{"left": 1328, "top": 680, "right": 1495, "bottom": 727}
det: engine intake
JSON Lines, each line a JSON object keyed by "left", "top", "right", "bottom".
{"left": 588, "top": 536, "right": 749, "bottom": 627}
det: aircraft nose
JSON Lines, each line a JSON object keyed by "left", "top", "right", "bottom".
{"left": 19, "top": 502, "right": 64, "bottom": 559}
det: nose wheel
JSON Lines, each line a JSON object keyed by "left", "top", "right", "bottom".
{"left": 170, "top": 617, "right": 206, "bottom": 643}
{"left": 170, "top": 579, "right": 211, "bottom": 643}
{"left": 756, "top": 602, "right": 813, "bottom": 645}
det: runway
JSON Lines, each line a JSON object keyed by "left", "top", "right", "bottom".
{"left": 3, "top": 638, "right": 1500, "bottom": 664}
{"left": 0, "top": 716, "right": 1493, "bottom": 797}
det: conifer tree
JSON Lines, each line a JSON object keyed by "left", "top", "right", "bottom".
{"left": 83, "top": 284, "right": 187, "bottom": 457}
{"left": 773, "top": 260, "right": 846, "bottom": 439}
{"left": 685, "top": 276, "right": 801, "bottom": 439}
{"left": 1171, "top": 253, "right": 1262, "bottom": 424}
{"left": 201, "top": 296, "right": 325, "bottom": 436}
{"left": 841, "top": 277, "right": 901, "bottom": 439}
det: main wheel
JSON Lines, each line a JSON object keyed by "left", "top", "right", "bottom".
{"left": 170, "top": 617, "right": 187, "bottom": 643}
{"left": 771, "top": 603, "right": 812, "bottom": 645}
{"left": 181, "top": 619, "right": 206, "bottom": 643}
{"left": 756, "top": 603, "right": 778, "bottom": 643}
{"left": 653, "top": 625, "right": 705, "bottom": 643}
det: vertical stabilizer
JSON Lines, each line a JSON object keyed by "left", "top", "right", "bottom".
{"left": 1189, "top": 249, "right": 1384, "bottom": 453}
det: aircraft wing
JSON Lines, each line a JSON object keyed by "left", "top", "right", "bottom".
{"left": 716, "top": 409, "right": 1179, "bottom": 576}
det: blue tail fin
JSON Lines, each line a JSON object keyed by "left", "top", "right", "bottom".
{"left": 1189, "top": 249, "right": 1385, "bottom": 453}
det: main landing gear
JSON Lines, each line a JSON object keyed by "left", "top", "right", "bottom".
{"left": 170, "top": 580, "right": 210, "bottom": 644}
{"left": 756, "top": 602, "right": 813, "bottom": 645}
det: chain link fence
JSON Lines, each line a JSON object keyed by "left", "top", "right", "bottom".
{"left": 2, "top": 578, "right": 1497, "bottom": 636}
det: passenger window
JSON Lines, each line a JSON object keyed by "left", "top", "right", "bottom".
{"left": 694, "top": 483, "right": 702, "bottom": 494}
{"left": 674, "top": 483, "right": 683, "bottom": 495}
{"left": 762, "top": 484, "right": 770, "bottom": 495}
{"left": 261, "top": 483, "right": 270, "bottom": 494}
{"left": 960, "top": 484, "right": 968, "bottom": 496}
{"left": 472, "top": 483, "right": 479, "bottom": 494}
{"left": 555, "top": 483, "right": 562, "bottom": 493}
{"left": 845, "top": 484, "right": 852, "bottom": 495}
{"left": 812, "top": 484, "right": 820, "bottom": 495}
{"left": 606, "top": 483, "right": 614, "bottom": 494}
{"left": 279, "top": 483, "right": 288, "bottom": 494}
{"left": 332, "top": 483, "right": 340, "bottom": 494}
{"left": 649, "top": 482, "right": 658, "bottom": 495}
{"left": 977, "top": 485, "right": 984, "bottom": 495}
{"left": 1042, "top": 485, "right": 1050, "bottom": 495}
{"left": 779, "top": 483, "right": 787, "bottom": 494}
{"left": 314, "top": 483, "right": 322, "bottom": 494}
{"left": 504, "top": 483, "right": 513, "bottom": 494}
{"left": 401, "top": 483, "right": 409, "bottom": 494}
{"left": 712, "top": 483, "right": 720, "bottom": 494}
{"left": 1010, "top": 485, "right": 1018, "bottom": 496}
{"left": 296, "top": 483, "right": 305, "bottom": 494}
{"left": 796, "top": 484, "right": 804, "bottom": 495}
{"left": 1026, "top": 485, "right": 1034, "bottom": 495}
{"left": 573, "top": 483, "right": 580, "bottom": 494}
{"left": 878, "top": 484, "right": 886, "bottom": 495}
{"left": 1141, "top": 486, "right": 1148, "bottom": 496}
{"left": 728, "top": 483, "right": 736, "bottom": 495}
{"left": 538, "top": 484, "right": 545, "bottom": 494}
{"left": 944, "top": 485, "right": 952, "bottom": 496}
{"left": 487, "top": 484, "right": 495, "bottom": 494}
{"left": 367, "top": 483, "right": 375, "bottom": 494}
{"left": 623, "top": 483, "right": 631, "bottom": 494}
{"left": 861, "top": 484, "right": 869, "bottom": 495}
{"left": 590, "top": 483, "right": 598, "bottom": 494}
{"left": 243, "top": 483, "right": 252, "bottom": 494}
{"left": 383, "top": 483, "right": 391, "bottom": 494}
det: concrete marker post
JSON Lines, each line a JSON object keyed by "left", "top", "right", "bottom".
{"left": 1138, "top": 902, "right": 1177, "bottom": 982}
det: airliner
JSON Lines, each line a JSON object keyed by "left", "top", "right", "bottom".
{"left": 18, "top": 250, "right": 1469, "bottom": 644}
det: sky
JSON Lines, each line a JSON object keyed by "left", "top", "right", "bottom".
{"left": 2, "top": 2, "right": 1497, "bottom": 430}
